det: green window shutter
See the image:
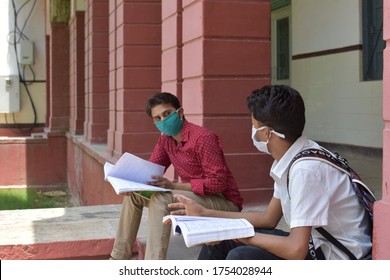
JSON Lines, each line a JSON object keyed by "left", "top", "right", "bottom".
{"left": 271, "top": 0, "right": 291, "bottom": 11}
{"left": 277, "top": 17, "right": 289, "bottom": 80}
{"left": 362, "top": 0, "right": 384, "bottom": 81}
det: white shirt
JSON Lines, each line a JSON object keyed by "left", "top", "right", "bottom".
{"left": 271, "top": 135, "right": 372, "bottom": 259}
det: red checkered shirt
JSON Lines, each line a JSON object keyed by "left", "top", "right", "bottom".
{"left": 149, "top": 120, "right": 243, "bottom": 210}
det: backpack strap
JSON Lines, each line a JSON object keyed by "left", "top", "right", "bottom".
{"left": 287, "top": 147, "right": 359, "bottom": 260}
{"left": 316, "top": 227, "right": 357, "bottom": 260}
{"left": 288, "top": 147, "right": 351, "bottom": 180}
{"left": 288, "top": 147, "right": 376, "bottom": 203}
{"left": 287, "top": 148, "right": 348, "bottom": 198}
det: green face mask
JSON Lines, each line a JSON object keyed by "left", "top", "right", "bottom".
{"left": 154, "top": 109, "right": 183, "bottom": 136}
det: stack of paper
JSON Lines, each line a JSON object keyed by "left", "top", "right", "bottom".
{"left": 104, "top": 152, "right": 169, "bottom": 198}
{"left": 163, "top": 215, "right": 255, "bottom": 247}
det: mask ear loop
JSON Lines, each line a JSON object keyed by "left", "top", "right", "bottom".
{"left": 271, "top": 130, "right": 285, "bottom": 139}
{"left": 253, "top": 126, "right": 285, "bottom": 141}
{"left": 176, "top": 107, "right": 184, "bottom": 120}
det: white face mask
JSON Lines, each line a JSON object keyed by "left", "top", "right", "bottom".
{"left": 251, "top": 125, "right": 285, "bottom": 155}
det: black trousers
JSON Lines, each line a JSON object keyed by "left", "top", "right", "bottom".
{"left": 197, "top": 228, "right": 325, "bottom": 260}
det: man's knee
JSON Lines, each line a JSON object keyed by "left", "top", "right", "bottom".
{"left": 226, "top": 246, "right": 282, "bottom": 260}
{"left": 226, "top": 246, "right": 249, "bottom": 260}
{"left": 149, "top": 192, "right": 174, "bottom": 210}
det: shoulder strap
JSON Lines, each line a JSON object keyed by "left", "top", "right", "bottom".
{"left": 287, "top": 148, "right": 349, "bottom": 198}
{"left": 287, "top": 147, "right": 359, "bottom": 260}
{"left": 316, "top": 227, "right": 357, "bottom": 260}
{"left": 289, "top": 147, "right": 351, "bottom": 176}
{"left": 288, "top": 148, "right": 376, "bottom": 201}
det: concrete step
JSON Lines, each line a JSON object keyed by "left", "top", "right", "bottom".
{"left": 0, "top": 204, "right": 136, "bottom": 259}
{"left": 0, "top": 203, "right": 288, "bottom": 260}
{"left": 0, "top": 204, "right": 202, "bottom": 260}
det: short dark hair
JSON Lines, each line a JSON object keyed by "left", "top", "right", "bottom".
{"left": 246, "top": 85, "right": 305, "bottom": 143}
{"left": 146, "top": 92, "right": 181, "bottom": 118}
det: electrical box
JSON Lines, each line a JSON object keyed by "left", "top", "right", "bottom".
{"left": 0, "top": 76, "right": 20, "bottom": 113}
{"left": 17, "top": 40, "right": 34, "bottom": 65}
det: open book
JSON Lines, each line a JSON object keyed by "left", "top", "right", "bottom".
{"left": 163, "top": 215, "right": 255, "bottom": 247}
{"left": 104, "top": 152, "right": 169, "bottom": 199}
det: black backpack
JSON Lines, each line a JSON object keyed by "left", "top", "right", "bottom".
{"left": 287, "top": 147, "right": 376, "bottom": 259}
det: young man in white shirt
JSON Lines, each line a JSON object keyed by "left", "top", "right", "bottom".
{"left": 168, "top": 85, "right": 372, "bottom": 260}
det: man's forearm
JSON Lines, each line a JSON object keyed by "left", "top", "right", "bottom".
{"left": 172, "top": 182, "right": 192, "bottom": 191}
{"left": 201, "top": 209, "right": 270, "bottom": 227}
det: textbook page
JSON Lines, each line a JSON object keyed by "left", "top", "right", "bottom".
{"left": 104, "top": 152, "right": 169, "bottom": 195}
{"left": 163, "top": 215, "right": 255, "bottom": 247}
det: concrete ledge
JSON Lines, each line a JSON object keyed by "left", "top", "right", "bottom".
{"left": 0, "top": 204, "right": 145, "bottom": 260}
{"left": 0, "top": 203, "right": 201, "bottom": 260}
{"left": 0, "top": 204, "right": 272, "bottom": 260}
{"left": 2, "top": 239, "right": 115, "bottom": 260}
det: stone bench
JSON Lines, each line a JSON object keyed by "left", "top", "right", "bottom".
{"left": 0, "top": 203, "right": 285, "bottom": 260}
{"left": 0, "top": 204, "right": 203, "bottom": 260}
{"left": 0, "top": 204, "right": 146, "bottom": 260}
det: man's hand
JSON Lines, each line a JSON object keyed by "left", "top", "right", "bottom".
{"left": 147, "top": 176, "right": 174, "bottom": 189}
{"left": 168, "top": 194, "right": 207, "bottom": 216}
{"left": 148, "top": 176, "right": 192, "bottom": 191}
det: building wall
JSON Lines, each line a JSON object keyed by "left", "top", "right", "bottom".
{"left": 107, "top": 0, "right": 163, "bottom": 160}
{"left": 0, "top": 136, "right": 66, "bottom": 186}
{"left": 67, "top": 136, "right": 121, "bottom": 206}
{"left": 84, "top": 0, "right": 109, "bottom": 144}
{"left": 0, "top": 0, "right": 68, "bottom": 188}
{"left": 291, "top": 0, "right": 383, "bottom": 148}
{"left": 292, "top": 0, "right": 360, "bottom": 54}
{"left": 293, "top": 51, "right": 383, "bottom": 148}
{"left": 0, "top": 0, "right": 47, "bottom": 127}
{"left": 65, "top": 0, "right": 274, "bottom": 206}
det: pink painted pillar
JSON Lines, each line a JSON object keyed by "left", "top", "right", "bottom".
{"left": 161, "top": 0, "right": 182, "bottom": 100}
{"left": 161, "top": 0, "right": 183, "bottom": 181}
{"left": 69, "top": 9, "right": 85, "bottom": 135}
{"left": 84, "top": 0, "right": 109, "bottom": 144}
{"left": 373, "top": 1, "right": 390, "bottom": 260}
{"left": 48, "top": 23, "right": 70, "bottom": 132}
{"left": 108, "top": 0, "right": 162, "bottom": 159}
{"left": 107, "top": 0, "right": 117, "bottom": 158}
{"left": 179, "top": 0, "right": 274, "bottom": 205}
{"left": 45, "top": 35, "right": 51, "bottom": 127}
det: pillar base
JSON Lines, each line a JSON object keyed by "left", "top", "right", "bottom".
{"left": 373, "top": 200, "right": 390, "bottom": 259}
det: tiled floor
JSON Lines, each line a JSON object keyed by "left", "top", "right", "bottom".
{"left": 343, "top": 152, "right": 382, "bottom": 200}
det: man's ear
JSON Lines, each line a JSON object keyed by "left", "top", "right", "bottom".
{"left": 266, "top": 127, "right": 272, "bottom": 139}
{"left": 178, "top": 108, "right": 184, "bottom": 119}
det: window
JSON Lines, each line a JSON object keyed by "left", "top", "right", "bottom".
{"left": 271, "top": 5, "right": 291, "bottom": 85}
{"left": 276, "top": 17, "right": 289, "bottom": 80}
{"left": 362, "top": 0, "right": 384, "bottom": 81}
